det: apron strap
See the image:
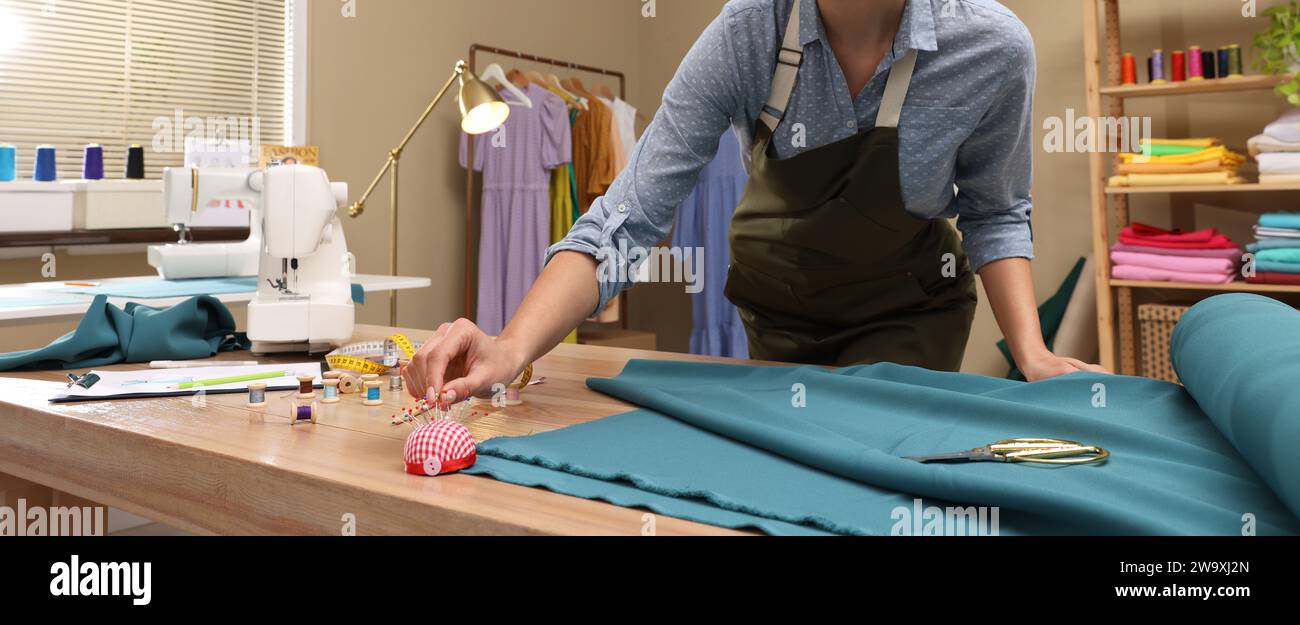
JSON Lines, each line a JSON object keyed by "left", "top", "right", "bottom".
{"left": 758, "top": 0, "right": 804, "bottom": 133}
{"left": 874, "top": 49, "right": 918, "bottom": 129}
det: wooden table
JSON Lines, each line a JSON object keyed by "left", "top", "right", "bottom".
{"left": 0, "top": 325, "right": 753, "bottom": 535}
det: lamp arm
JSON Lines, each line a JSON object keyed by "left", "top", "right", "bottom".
{"left": 348, "top": 60, "right": 468, "bottom": 217}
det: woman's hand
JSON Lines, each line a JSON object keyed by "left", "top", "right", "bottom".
{"left": 1018, "top": 351, "right": 1109, "bottom": 382}
{"left": 402, "top": 319, "right": 528, "bottom": 402}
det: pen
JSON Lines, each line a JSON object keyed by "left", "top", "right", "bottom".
{"left": 150, "top": 360, "right": 260, "bottom": 369}
{"left": 174, "top": 370, "right": 293, "bottom": 390}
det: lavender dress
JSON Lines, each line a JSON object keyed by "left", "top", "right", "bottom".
{"left": 461, "top": 85, "right": 571, "bottom": 335}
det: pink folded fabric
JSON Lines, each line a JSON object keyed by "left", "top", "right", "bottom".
{"left": 1110, "top": 242, "right": 1243, "bottom": 260}
{"left": 1111, "top": 264, "right": 1238, "bottom": 284}
{"left": 1110, "top": 250, "right": 1238, "bottom": 274}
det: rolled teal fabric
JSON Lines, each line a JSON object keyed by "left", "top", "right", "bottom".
{"left": 0, "top": 295, "right": 248, "bottom": 371}
{"left": 468, "top": 358, "right": 1299, "bottom": 535}
{"left": 1173, "top": 294, "right": 1300, "bottom": 521}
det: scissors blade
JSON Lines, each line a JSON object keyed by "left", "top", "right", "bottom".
{"left": 904, "top": 447, "right": 1006, "bottom": 463}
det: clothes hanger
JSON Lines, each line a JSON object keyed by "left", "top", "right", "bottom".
{"left": 592, "top": 84, "right": 615, "bottom": 100}
{"left": 525, "top": 70, "right": 548, "bottom": 86}
{"left": 479, "top": 63, "right": 533, "bottom": 108}
{"left": 506, "top": 68, "right": 531, "bottom": 88}
{"left": 548, "top": 74, "right": 585, "bottom": 109}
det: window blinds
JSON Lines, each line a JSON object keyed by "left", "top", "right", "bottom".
{"left": 0, "top": 0, "right": 293, "bottom": 180}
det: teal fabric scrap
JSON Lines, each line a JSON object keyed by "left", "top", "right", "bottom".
{"left": 0, "top": 295, "right": 248, "bottom": 371}
{"left": 1173, "top": 294, "right": 1300, "bottom": 521}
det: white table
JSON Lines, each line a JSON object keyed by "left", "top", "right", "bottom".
{"left": 0, "top": 274, "right": 432, "bottom": 322}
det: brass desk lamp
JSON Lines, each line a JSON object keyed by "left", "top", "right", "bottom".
{"left": 348, "top": 60, "right": 510, "bottom": 325}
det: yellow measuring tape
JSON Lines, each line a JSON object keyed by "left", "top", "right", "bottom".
{"left": 325, "top": 333, "right": 420, "bottom": 375}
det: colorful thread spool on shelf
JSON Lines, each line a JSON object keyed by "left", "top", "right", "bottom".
{"left": 1171, "top": 50, "right": 1186, "bottom": 82}
{"left": 1226, "top": 44, "right": 1243, "bottom": 78}
{"left": 1202, "top": 50, "right": 1217, "bottom": 79}
{"left": 82, "top": 144, "right": 104, "bottom": 180}
{"left": 1121, "top": 53, "right": 1137, "bottom": 85}
{"left": 1217, "top": 46, "right": 1230, "bottom": 79}
{"left": 34, "top": 145, "right": 57, "bottom": 181}
{"left": 363, "top": 381, "right": 384, "bottom": 406}
{"left": 125, "top": 145, "right": 145, "bottom": 179}
{"left": 1188, "top": 45, "right": 1204, "bottom": 80}
{"left": 0, "top": 144, "right": 16, "bottom": 182}
{"left": 1149, "top": 49, "right": 1167, "bottom": 84}
{"left": 321, "top": 379, "right": 341, "bottom": 404}
{"left": 247, "top": 382, "right": 268, "bottom": 408}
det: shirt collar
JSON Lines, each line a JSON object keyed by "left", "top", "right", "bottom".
{"left": 800, "top": 0, "right": 939, "bottom": 53}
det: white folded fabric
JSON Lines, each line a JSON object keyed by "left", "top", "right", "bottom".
{"left": 1248, "top": 133, "right": 1300, "bottom": 157}
{"left": 1255, "top": 151, "right": 1300, "bottom": 174}
{"left": 1265, "top": 108, "right": 1300, "bottom": 143}
{"left": 1255, "top": 225, "right": 1300, "bottom": 239}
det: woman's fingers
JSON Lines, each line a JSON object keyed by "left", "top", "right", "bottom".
{"left": 420, "top": 319, "right": 480, "bottom": 401}
{"left": 407, "top": 322, "right": 452, "bottom": 399}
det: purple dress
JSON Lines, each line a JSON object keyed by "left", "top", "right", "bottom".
{"left": 460, "top": 85, "right": 571, "bottom": 335}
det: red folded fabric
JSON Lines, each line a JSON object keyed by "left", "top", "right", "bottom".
{"left": 1119, "top": 223, "right": 1241, "bottom": 250}
{"left": 1246, "top": 272, "right": 1300, "bottom": 285}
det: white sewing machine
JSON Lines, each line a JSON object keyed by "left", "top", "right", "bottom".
{"left": 148, "top": 165, "right": 356, "bottom": 353}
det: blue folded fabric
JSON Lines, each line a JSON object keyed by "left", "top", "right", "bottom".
{"left": 1258, "top": 212, "right": 1300, "bottom": 230}
{"left": 1247, "top": 238, "right": 1300, "bottom": 252}
{"left": 1256, "top": 260, "right": 1300, "bottom": 274}
{"left": 1173, "top": 294, "right": 1300, "bottom": 521}
{"left": 468, "top": 355, "right": 1300, "bottom": 535}
{"left": 0, "top": 295, "right": 248, "bottom": 371}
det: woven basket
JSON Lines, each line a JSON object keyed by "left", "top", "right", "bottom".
{"left": 1138, "top": 303, "right": 1191, "bottom": 384}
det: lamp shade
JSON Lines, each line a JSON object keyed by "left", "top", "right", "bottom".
{"left": 458, "top": 68, "right": 510, "bottom": 135}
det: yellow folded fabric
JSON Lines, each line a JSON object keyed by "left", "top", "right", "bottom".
{"left": 1258, "top": 173, "right": 1300, "bottom": 185}
{"left": 1115, "top": 160, "right": 1228, "bottom": 174}
{"left": 1139, "top": 138, "right": 1220, "bottom": 148}
{"left": 1119, "top": 146, "right": 1245, "bottom": 165}
{"left": 1107, "top": 171, "right": 1246, "bottom": 187}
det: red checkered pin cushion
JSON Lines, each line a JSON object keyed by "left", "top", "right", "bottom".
{"left": 403, "top": 420, "right": 478, "bottom": 476}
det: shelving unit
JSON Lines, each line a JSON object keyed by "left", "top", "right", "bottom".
{"left": 1082, "top": 0, "right": 1300, "bottom": 376}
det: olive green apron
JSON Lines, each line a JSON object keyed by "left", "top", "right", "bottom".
{"left": 725, "top": 0, "right": 977, "bottom": 370}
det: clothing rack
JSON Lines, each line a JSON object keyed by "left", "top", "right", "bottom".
{"left": 464, "top": 43, "right": 630, "bottom": 329}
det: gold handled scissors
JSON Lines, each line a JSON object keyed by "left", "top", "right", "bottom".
{"left": 904, "top": 437, "right": 1110, "bottom": 465}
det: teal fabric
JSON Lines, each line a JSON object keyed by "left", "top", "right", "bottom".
{"left": 1258, "top": 212, "right": 1300, "bottom": 230}
{"left": 996, "top": 257, "right": 1085, "bottom": 381}
{"left": 61, "top": 278, "right": 367, "bottom": 304}
{"left": 1247, "top": 238, "right": 1300, "bottom": 252}
{"left": 1255, "top": 248, "right": 1300, "bottom": 264}
{"left": 0, "top": 295, "right": 247, "bottom": 371}
{"left": 1256, "top": 260, "right": 1300, "bottom": 274}
{"left": 1173, "top": 294, "right": 1300, "bottom": 521}
{"left": 467, "top": 358, "right": 1300, "bottom": 535}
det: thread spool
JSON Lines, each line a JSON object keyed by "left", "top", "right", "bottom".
{"left": 1188, "top": 45, "right": 1204, "bottom": 80}
{"left": 0, "top": 144, "right": 15, "bottom": 182}
{"left": 297, "top": 375, "right": 315, "bottom": 395}
{"left": 323, "top": 371, "right": 342, "bottom": 380}
{"left": 34, "top": 145, "right": 57, "bottom": 181}
{"left": 337, "top": 374, "right": 359, "bottom": 394}
{"left": 1202, "top": 50, "right": 1217, "bottom": 79}
{"left": 290, "top": 395, "right": 317, "bottom": 425}
{"left": 247, "top": 382, "right": 268, "bottom": 408}
{"left": 1149, "top": 49, "right": 1167, "bottom": 84}
{"left": 1226, "top": 44, "right": 1243, "bottom": 78}
{"left": 1217, "top": 47, "right": 1230, "bottom": 79}
{"left": 1121, "top": 53, "right": 1137, "bottom": 85}
{"left": 321, "top": 379, "right": 340, "bottom": 403}
{"left": 1171, "top": 50, "right": 1186, "bottom": 82}
{"left": 360, "top": 373, "right": 380, "bottom": 386}
{"left": 363, "top": 381, "right": 384, "bottom": 406}
{"left": 125, "top": 145, "right": 145, "bottom": 179}
{"left": 82, "top": 144, "right": 104, "bottom": 180}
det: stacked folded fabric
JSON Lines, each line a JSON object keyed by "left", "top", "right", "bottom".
{"left": 1247, "top": 212, "right": 1300, "bottom": 285}
{"left": 1249, "top": 109, "right": 1300, "bottom": 184}
{"left": 1111, "top": 223, "right": 1242, "bottom": 284}
{"left": 1109, "top": 138, "right": 1246, "bottom": 187}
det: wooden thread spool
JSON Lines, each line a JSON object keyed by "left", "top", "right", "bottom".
{"left": 296, "top": 375, "right": 316, "bottom": 395}
{"left": 337, "top": 374, "right": 359, "bottom": 394}
{"left": 247, "top": 382, "right": 268, "bottom": 408}
{"left": 321, "top": 379, "right": 341, "bottom": 404}
{"left": 363, "top": 381, "right": 384, "bottom": 406}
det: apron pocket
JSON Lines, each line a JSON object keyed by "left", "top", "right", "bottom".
{"left": 793, "top": 270, "right": 932, "bottom": 328}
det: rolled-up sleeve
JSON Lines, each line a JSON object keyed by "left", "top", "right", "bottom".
{"left": 953, "top": 24, "right": 1036, "bottom": 272}
{"left": 545, "top": 9, "right": 742, "bottom": 314}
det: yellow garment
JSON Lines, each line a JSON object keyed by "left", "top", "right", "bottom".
{"left": 1119, "top": 146, "right": 1244, "bottom": 166}
{"left": 1140, "top": 138, "right": 1220, "bottom": 148}
{"left": 1107, "top": 171, "right": 1245, "bottom": 187}
{"left": 1115, "top": 160, "right": 1230, "bottom": 174}
{"left": 550, "top": 164, "right": 574, "bottom": 244}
